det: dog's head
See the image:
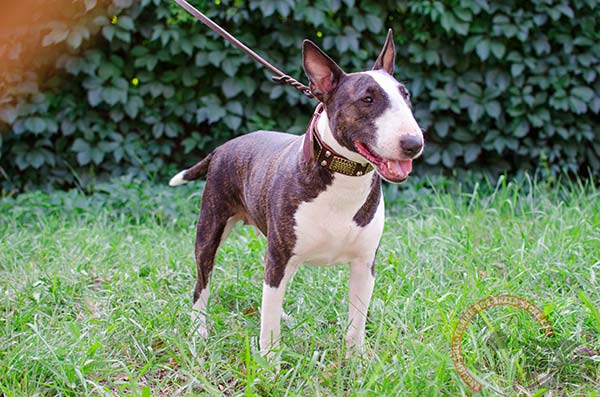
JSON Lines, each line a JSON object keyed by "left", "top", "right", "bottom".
{"left": 302, "top": 29, "right": 423, "bottom": 183}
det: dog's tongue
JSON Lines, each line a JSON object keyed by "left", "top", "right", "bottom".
{"left": 387, "top": 159, "right": 412, "bottom": 178}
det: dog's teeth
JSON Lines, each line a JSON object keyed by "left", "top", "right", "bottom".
{"left": 386, "top": 161, "right": 396, "bottom": 175}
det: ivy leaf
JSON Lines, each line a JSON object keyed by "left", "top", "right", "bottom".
{"left": 511, "top": 64, "right": 525, "bottom": 77}
{"left": 258, "top": 1, "right": 276, "bottom": 17}
{"left": 240, "top": 77, "right": 257, "bottom": 96}
{"left": 464, "top": 144, "right": 481, "bottom": 164}
{"left": 464, "top": 35, "right": 481, "bottom": 53}
{"left": 275, "top": 1, "right": 291, "bottom": 17}
{"left": 101, "top": 87, "right": 122, "bottom": 106}
{"left": 222, "top": 59, "right": 240, "bottom": 77}
{"left": 556, "top": 4, "right": 574, "bottom": 18}
{"left": 61, "top": 120, "right": 76, "bottom": 135}
{"left": 72, "top": 138, "right": 90, "bottom": 152}
{"left": 24, "top": 117, "right": 46, "bottom": 134}
{"left": 88, "top": 89, "right": 102, "bottom": 107}
{"left": 102, "top": 26, "right": 115, "bottom": 41}
{"left": 513, "top": 120, "right": 530, "bottom": 138}
{"left": 485, "top": 101, "right": 501, "bottom": 118}
{"left": 84, "top": 0, "right": 97, "bottom": 11}
{"left": 365, "top": 15, "right": 383, "bottom": 33}
{"left": 0, "top": 106, "right": 18, "bottom": 124}
{"left": 569, "top": 97, "right": 587, "bottom": 114}
{"left": 113, "top": 0, "right": 133, "bottom": 7}
{"left": 90, "top": 148, "right": 104, "bottom": 165}
{"left": 490, "top": 42, "right": 506, "bottom": 59}
{"left": 468, "top": 104, "right": 484, "bottom": 123}
{"left": 434, "top": 117, "right": 453, "bottom": 137}
{"left": 571, "top": 86, "right": 595, "bottom": 102}
{"left": 223, "top": 115, "right": 242, "bottom": 130}
{"left": 226, "top": 101, "right": 244, "bottom": 116}
{"left": 475, "top": 40, "right": 490, "bottom": 61}
{"left": 41, "top": 23, "right": 69, "bottom": 46}
{"left": 26, "top": 151, "right": 45, "bottom": 169}
{"left": 222, "top": 78, "right": 243, "bottom": 98}
{"left": 125, "top": 96, "right": 144, "bottom": 118}
{"left": 165, "top": 122, "right": 180, "bottom": 138}
{"left": 207, "top": 107, "right": 227, "bottom": 123}
{"left": 208, "top": 51, "right": 225, "bottom": 66}
{"left": 152, "top": 123, "right": 164, "bottom": 138}
{"left": 180, "top": 39, "right": 193, "bottom": 56}
{"left": 352, "top": 14, "right": 366, "bottom": 32}
{"left": 442, "top": 150, "right": 455, "bottom": 168}
{"left": 118, "top": 16, "right": 135, "bottom": 31}
{"left": 67, "top": 31, "right": 83, "bottom": 49}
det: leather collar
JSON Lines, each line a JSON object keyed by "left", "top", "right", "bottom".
{"left": 303, "top": 103, "right": 374, "bottom": 177}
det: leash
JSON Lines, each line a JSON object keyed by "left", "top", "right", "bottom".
{"left": 173, "top": 0, "right": 372, "bottom": 177}
{"left": 172, "top": 0, "right": 314, "bottom": 99}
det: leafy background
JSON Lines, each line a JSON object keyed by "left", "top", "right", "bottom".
{"left": 0, "top": 0, "right": 599, "bottom": 191}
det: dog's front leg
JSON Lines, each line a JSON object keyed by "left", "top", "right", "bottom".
{"left": 259, "top": 255, "right": 297, "bottom": 357}
{"left": 346, "top": 260, "right": 375, "bottom": 355}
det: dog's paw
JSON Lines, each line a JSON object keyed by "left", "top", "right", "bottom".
{"left": 195, "top": 325, "right": 209, "bottom": 338}
{"left": 189, "top": 324, "right": 208, "bottom": 339}
{"left": 190, "top": 313, "right": 209, "bottom": 338}
{"left": 345, "top": 333, "right": 368, "bottom": 359}
{"left": 345, "top": 342, "right": 371, "bottom": 360}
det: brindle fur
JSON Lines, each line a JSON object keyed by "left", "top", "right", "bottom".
{"left": 189, "top": 48, "right": 398, "bottom": 292}
{"left": 192, "top": 131, "right": 336, "bottom": 298}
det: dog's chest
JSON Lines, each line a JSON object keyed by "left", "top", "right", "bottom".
{"left": 292, "top": 175, "right": 384, "bottom": 266}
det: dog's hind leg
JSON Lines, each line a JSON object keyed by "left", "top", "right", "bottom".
{"left": 191, "top": 197, "right": 239, "bottom": 338}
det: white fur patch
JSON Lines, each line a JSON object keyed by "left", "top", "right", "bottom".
{"left": 317, "top": 112, "right": 366, "bottom": 164}
{"left": 346, "top": 261, "right": 375, "bottom": 354}
{"left": 292, "top": 174, "right": 384, "bottom": 267}
{"left": 260, "top": 264, "right": 298, "bottom": 356}
{"left": 169, "top": 170, "right": 188, "bottom": 186}
{"left": 363, "top": 70, "right": 423, "bottom": 160}
{"left": 191, "top": 284, "right": 210, "bottom": 337}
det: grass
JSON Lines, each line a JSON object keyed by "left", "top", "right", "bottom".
{"left": 0, "top": 176, "right": 599, "bottom": 396}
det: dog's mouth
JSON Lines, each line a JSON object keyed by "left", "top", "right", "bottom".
{"left": 354, "top": 141, "right": 412, "bottom": 183}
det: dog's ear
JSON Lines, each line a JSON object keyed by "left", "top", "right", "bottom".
{"left": 302, "top": 40, "right": 345, "bottom": 101}
{"left": 372, "top": 28, "right": 395, "bottom": 75}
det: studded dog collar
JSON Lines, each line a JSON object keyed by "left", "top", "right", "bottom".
{"left": 303, "top": 104, "right": 374, "bottom": 177}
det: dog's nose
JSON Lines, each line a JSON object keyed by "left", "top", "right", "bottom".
{"left": 400, "top": 136, "right": 423, "bottom": 158}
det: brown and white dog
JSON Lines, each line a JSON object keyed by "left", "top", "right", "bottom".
{"left": 169, "top": 29, "right": 423, "bottom": 357}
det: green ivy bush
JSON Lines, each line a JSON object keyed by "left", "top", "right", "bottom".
{"left": 1, "top": 0, "right": 599, "bottom": 191}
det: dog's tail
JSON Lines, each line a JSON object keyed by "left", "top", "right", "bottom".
{"left": 168, "top": 152, "right": 215, "bottom": 186}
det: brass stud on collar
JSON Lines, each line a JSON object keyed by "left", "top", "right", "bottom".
{"left": 325, "top": 150, "right": 331, "bottom": 157}
{"left": 320, "top": 160, "right": 327, "bottom": 166}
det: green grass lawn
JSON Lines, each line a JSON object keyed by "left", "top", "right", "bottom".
{"left": 0, "top": 177, "right": 599, "bottom": 396}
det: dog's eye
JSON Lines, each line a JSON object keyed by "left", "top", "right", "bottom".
{"left": 399, "top": 85, "right": 410, "bottom": 99}
{"left": 362, "top": 96, "right": 373, "bottom": 104}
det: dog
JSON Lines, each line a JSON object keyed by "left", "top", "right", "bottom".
{"left": 169, "top": 29, "right": 423, "bottom": 357}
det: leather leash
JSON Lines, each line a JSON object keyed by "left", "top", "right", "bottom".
{"left": 172, "top": 0, "right": 373, "bottom": 177}
{"left": 172, "top": 0, "right": 314, "bottom": 99}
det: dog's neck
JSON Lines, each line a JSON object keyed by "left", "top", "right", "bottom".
{"left": 316, "top": 110, "right": 369, "bottom": 165}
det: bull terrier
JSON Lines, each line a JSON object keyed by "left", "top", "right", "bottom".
{"left": 169, "top": 29, "right": 424, "bottom": 357}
